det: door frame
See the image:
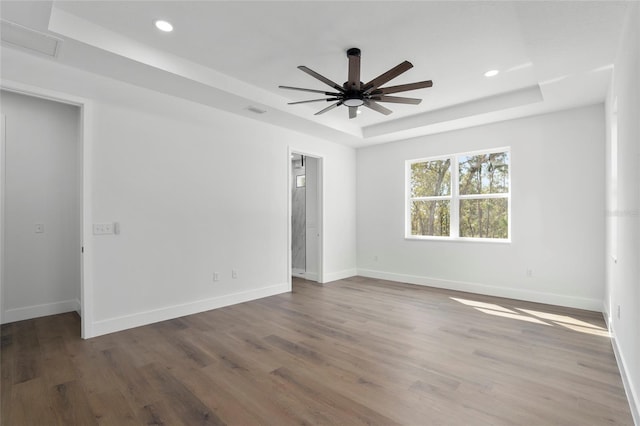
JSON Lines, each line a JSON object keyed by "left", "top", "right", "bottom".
{"left": 0, "top": 80, "right": 94, "bottom": 339}
{"left": 288, "top": 147, "right": 324, "bottom": 289}
{"left": 0, "top": 113, "right": 5, "bottom": 330}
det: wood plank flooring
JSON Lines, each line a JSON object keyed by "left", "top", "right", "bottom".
{"left": 1, "top": 276, "right": 634, "bottom": 425}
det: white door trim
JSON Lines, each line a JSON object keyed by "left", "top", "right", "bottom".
{"left": 0, "top": 80, "right": 94, "bottom": 339}
{"left": 1, "top": 113, "right": 6, "bottom": 325}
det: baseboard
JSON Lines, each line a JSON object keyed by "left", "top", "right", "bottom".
{"left": 322, "top": 268, "right": 357, "bottom": 284}
{"left": 90, "top": 283, "right": 289, "bottom": 338}
{"left": 304, "top": 271, "right": 318, "bottom": 281}
{"left": 2, "top": 299, "right": 80, "bottom": 324}
{"left": 357, "top": 268, "right": 602, "bottom": 311}
{"left": 292, "top": 271, "right": 318, "bottom": 282}
{"left": 603, "top": 300, "right": 611, "bottom": 328}
{"left": 292, "top": 269, "right": 318, "bottom": 282}
{"left": 611, "top": 333, "right": 640, "bottom": 425}
{"left": 605, "top": 304, "right": 640, "bottom": 425}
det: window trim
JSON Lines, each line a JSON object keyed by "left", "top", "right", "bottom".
{"left": 405, "top": 147, "right": 511, "bottom": 242}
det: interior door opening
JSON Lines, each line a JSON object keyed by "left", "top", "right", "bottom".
{"left": 0, "top": 90, "right": 82, "bottom": 335}
{"left": 290, "top": 152, "right": 321, "bottom": 283}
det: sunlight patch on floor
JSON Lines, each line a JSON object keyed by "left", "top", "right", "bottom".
{"left": 450, "top": 297, "right": 610, "bottom": 337}
{"left": 556, "top": 323, "right": 610, "bottom": 337}
{"left": 450, "top": 297, "right": 518, "bottom": 314}
{"left": 517, "top": 308, "right": 607, "bottom": 331}
{"left": 474, "top": 308, "right": 550, "bottom": 325}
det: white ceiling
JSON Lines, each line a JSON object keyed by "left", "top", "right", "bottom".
{"left": 0, "top": 1, "right": 631, "bottom": 147}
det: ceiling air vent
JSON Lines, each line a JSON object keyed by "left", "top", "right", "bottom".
{"left": 247, "top": 106, "right": 267, "bottom": 114}
{"left": 1, "top": 19, "right": 62, "bottom": 58}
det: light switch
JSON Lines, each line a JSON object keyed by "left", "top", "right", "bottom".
{"left": 35, "top": 223, "right": 44, "bottom": 233}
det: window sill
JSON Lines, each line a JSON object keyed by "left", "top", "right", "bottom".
{"left": 404, "top": 236, "right": 511, "bottom": 244}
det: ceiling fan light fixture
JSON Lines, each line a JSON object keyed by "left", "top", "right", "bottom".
{"left": 343, "top": 97, "right": 364, "bottom": 107}
{"left": 154, "top": 20, "right": 173, "bottom": 32}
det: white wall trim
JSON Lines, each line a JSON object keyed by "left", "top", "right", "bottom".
{"left": 322, "top": 269, "right": 357, "bottom": 284}
{"left": 611, "top": 336, "right": 640, "bottom": 426}
{"left": 3, "top": 299, "right": 80, "bottom": 323}
{"left": 291, "top": 270, "right": 319, "bottom": 282}
{"left": 91, "top": 283, "right": 288, "bottom": 338}
{"left": 357, "top": 268, "right": 602, "bottom": 311}
{"left": 303, "top": 272, "right": 318, "bottom": 282}
{"left": 287, "top": 147, "right": 293, "bottom": 293}
{"left": 0, "top": 114, "right": 6, "bottom": 324}
{"left": 80, "top": 101, "right": 94, "bottom": 339}
{"left": 604, "top": 304, "right": 640, "bottom": 426}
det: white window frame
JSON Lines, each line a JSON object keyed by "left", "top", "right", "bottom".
{"left": 405, "top": 147, "right": 511, "bottom": 242}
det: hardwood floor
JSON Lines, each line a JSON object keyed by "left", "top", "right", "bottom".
{"left": 1, "top": 276, "right": 633, "bottom": 425}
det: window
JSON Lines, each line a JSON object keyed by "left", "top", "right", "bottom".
{"left": 407, "top": 148, "right": 510, "bottom": 241}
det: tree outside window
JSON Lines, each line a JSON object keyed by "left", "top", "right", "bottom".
{"left": 407, "top": 149, "right": 510, "bottom": 240}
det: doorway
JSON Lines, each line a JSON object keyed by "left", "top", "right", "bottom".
{"left": 290, "top": 151, "right": 322, "bottom": 283}
{"left": 0, "top": 90, "right": 82, "bottom": 333}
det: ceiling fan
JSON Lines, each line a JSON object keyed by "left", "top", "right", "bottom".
{"left": 279, "top": 48, "right": 433, "bottom": 119}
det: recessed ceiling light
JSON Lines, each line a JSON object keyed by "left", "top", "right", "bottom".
{"left": 154, "top": 20, "right": 173, "bottom": 32}
{"left": 484, "top": 69, "right": 499, "bottom": 77}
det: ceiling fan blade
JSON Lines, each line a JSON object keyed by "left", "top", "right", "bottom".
{"left": 315, "top": 101, "right": 343, "bottom": 115}
{"left": 347, "top": 48, "right": 361, "bottom": 90}
{"left": 288, "top": 97, "right": 339, "bottom": 105}
{"left": 364, "top": 99, "right": 393, "bottom": 115}
{"left": 369, "top": 95, "right": 422, "bottom": 105}
{"left": 349, "top": 106, "right": 358, "bottom": 119}
{"left": 370, "top": 80, "right": 433, "bottom": 95}
{"left": 298, "top": 66, "right": 344, "bottom": 92}
{"left": 279, "top": 85, "right": 341, "bottom": 96}
{"left": 362, "top": 60, "right": 413, "bottom": 92}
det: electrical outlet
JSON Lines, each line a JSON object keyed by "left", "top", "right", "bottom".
{"left": 232, "top": 270, "right": 238, "bottom": 279}
{"left": 373, "top": 255, "right": 379, "bottom": 262}
{"left": 526, "top": 269, "right": 533, "bottom": 277}
{"left": 213, "top": 272, "right": 219, "bottom": 282}
{"left": 93, "top": 223, "right": 114, "bottom": 235}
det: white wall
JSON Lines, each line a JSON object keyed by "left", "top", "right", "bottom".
{"left": 605, "top": 3, "right": 640, "bottom": 423}
{"left": 1, "top": 90, "right": 81, "bottom": 322}
{"left": 1, "top": 48, "right": 357, "bottom": 336}
{"left": 357, "top": 104, "right": 605, "bottom": 311}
